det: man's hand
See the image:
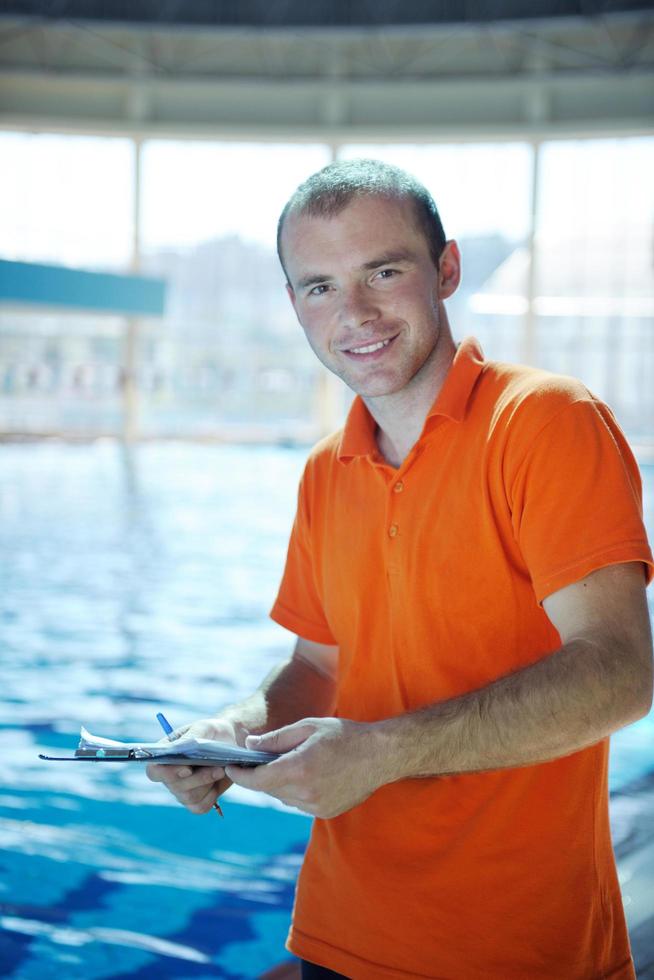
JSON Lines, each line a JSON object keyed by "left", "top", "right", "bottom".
{"left": 225, "top": 717, "right": 384, "bottom": 819}
{"left": 146, "top": 717, "right": 243, "bottom": 815}
{"left": 145, "top": 638, "right": 340, "bottom": 815}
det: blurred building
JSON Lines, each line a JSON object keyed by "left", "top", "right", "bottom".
{"left": 0, "top": 1, "right": 652, "bottom": 444}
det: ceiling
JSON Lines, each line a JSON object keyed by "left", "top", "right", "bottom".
{"left": 2, "top": 1, "right": 653, "bottom": 28}
{"left": 0, "top": 2, "right": 652, "bottom": 141}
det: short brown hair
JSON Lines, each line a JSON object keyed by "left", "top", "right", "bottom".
{"left": 277, "top": 158, "right": 447, "bottom": 280}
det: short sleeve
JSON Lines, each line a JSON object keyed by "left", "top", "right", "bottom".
{"left": 270, "top": 469, "right": 337, "bottom": 645}
{"left": 509, "top": 398, "right": 654, "bottom": 603}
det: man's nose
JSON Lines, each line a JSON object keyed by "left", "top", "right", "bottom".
{"left": 337, "top": 284, "right": 381, "bottom": 328}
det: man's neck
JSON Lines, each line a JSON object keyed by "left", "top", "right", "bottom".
{"left": 363, "top": 330, "right": 457, "bottom": 469}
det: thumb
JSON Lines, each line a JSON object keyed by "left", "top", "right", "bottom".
{"left": 246, "top": 721, "right": 316, "bottom": 755}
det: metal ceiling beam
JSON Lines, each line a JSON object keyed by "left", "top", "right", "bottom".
{"left": 1, "top": 64, "right": 651, "bottom": 138}
{"left": 1, "top": 0, "right": 653, "bottom": 28}
{"left": 0, "top": 12, "right": 652, "bottom": 139}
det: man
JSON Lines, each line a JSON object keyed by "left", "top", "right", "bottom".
{"left": 147, "top": 159, "right": 654, "bottom": 979}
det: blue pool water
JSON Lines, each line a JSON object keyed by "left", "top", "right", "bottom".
{"left": 1, "top": 442, "right": 653, "bottom": 979}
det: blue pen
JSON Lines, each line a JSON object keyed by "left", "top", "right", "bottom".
{"left": 156, "top": 711, "right": 224, "bottom": 818}
{"left": 156, "top": 712, "right": 175, "bottom": 739}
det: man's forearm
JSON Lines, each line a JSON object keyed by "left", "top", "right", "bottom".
{"left": 375, "top": 635, "right": 652, "bottom": 782}
{"left": 219, "top": 650, "right": 336, "bottom": 742}
{"left": 226, "top": 566, "right": 652, "bottom": 819}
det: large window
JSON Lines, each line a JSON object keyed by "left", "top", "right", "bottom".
{"left": 339, "top": 142, "right": 534, "bottom": 365}
{"left": 340, "top": 138, "right": 654, "bottom": 436}
{"left": 137, "top": 141, "right": 332, "bottom": 439}
{"left": 532, "top": 138, "right": 654, "bottom": 435}
{"left": 0, "top": 133, "right": 135, "bottom": 436}
{"left": 0, "top": 132, "right": 134, "bottom": 270}
{"left": 0, "top": 132, "right": 652, "bottom": 440}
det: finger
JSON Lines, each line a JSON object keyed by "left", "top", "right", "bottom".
{"left": 156, "top": 724, "right": 190, "bottom": 745}
{"left": 146, "top": 763, "right": 171, "bottom": 783}
{"left": 180, "top": 782, "right": 224, "bottom": 814}
{"left": 147, "top": 764, "right": 223, "bottom": 791}
{"left": 214, "top": 775, "right": 232, "bottom": 798}
{"left": 174, "top": 766, "right": 225, "bottom": 790}
{"left": 179, "top": 765, "right": 225, "bottom": 788}
{"left": 246, "top": 721, "right": 316, "bottom": 755}
{"left": 225, "top": 764, "right": 267, "bottom": 790}
{"left": 171, "top": 771, "right": 228, "bottom": 810}
{"left": 170, "top": 725, "right": 190, "bottom": 740}
{"left": 145, "top": 763, "right": 197, "bottom": 785}
{"left": 178, "top": 780, "right": 222, "bottom": 810}
{"left": 185, "top": 774, "right": 233, "bottom": 813}
{"left": 223, "top": 766, "right": 292, "bottom": 808}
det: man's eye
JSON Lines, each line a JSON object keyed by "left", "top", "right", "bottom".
{"left": 309, "top": 284, "right": 330, "bottom": 296}
{"left": 375, "top": 269, "right": 397, "bottom": 280}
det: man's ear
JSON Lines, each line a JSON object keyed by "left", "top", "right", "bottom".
{"left": 438, "top": 240, "right": 461, "bottom": 299}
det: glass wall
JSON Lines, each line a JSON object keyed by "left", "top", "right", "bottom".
{"left": 338, "top": 142, "right": 534, "bottom": 364}
{"left": 0, "top": 132, "right": 652, "bottom": 441}
{"left": 339, "top": 139, "right": 654, "bottom": 439}
{"left": 0, "top": 132, "right": 134, "bottom": 271}
{"left": 137, "top": 141, "right": 332, "bottom": 439}
{"left": 531, "top": 138, "right": 654, "bottom": 437}
{"left": 0, "top": 133, "right": 135, "bottom": 436}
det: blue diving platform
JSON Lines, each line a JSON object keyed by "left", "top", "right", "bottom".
{"left": 0, "top": 258, "right": 166, "bottom": 316}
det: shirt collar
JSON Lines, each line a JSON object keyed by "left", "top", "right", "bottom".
{"left": 337, "top": 337, "right": 485, "bottom": 463}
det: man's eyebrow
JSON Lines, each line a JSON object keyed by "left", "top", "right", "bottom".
{"left": 296, "top": 272, "right": 334, "bottom": 291}
{"left": 295, "top": 250, "right": 418, "bottom": 291}
{"left": 361, "top": 249, "right": 418, "bottom": 271}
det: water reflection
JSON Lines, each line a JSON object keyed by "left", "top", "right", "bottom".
{"left": 0, "top": 443, "right": 652, "bottom": 977}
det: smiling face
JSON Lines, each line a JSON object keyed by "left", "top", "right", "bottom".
{"left": 282, "top": 194, "right": 460, "bottom": 403}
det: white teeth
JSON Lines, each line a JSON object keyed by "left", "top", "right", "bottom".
{"left": 349, "top": 339, "right": 391, "bottom": 355}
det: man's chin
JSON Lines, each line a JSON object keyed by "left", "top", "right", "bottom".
{"left": 328, "top": 359, "right": 408, "bottom": 399}
{"left": 347, "top": 376, "right": 405, "bottom": 400}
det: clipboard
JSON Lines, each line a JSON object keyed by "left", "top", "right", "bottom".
{"left": 39, "top": 726, "right": 280, "bottom": 767}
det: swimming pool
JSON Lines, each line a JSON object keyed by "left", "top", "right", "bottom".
{"left": 1, "top": 442, "right": 653, "bottom": 978}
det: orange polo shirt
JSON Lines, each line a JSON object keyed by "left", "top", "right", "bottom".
{"left": 270, "top": 338, "right": 653, "bottom": 980}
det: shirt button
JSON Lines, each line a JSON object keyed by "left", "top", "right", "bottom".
{"left": 393, "top": 481, "right": 404, "bottom": 493}
{"left": 389, "top": 524, "right": 398, "bottom": 538}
